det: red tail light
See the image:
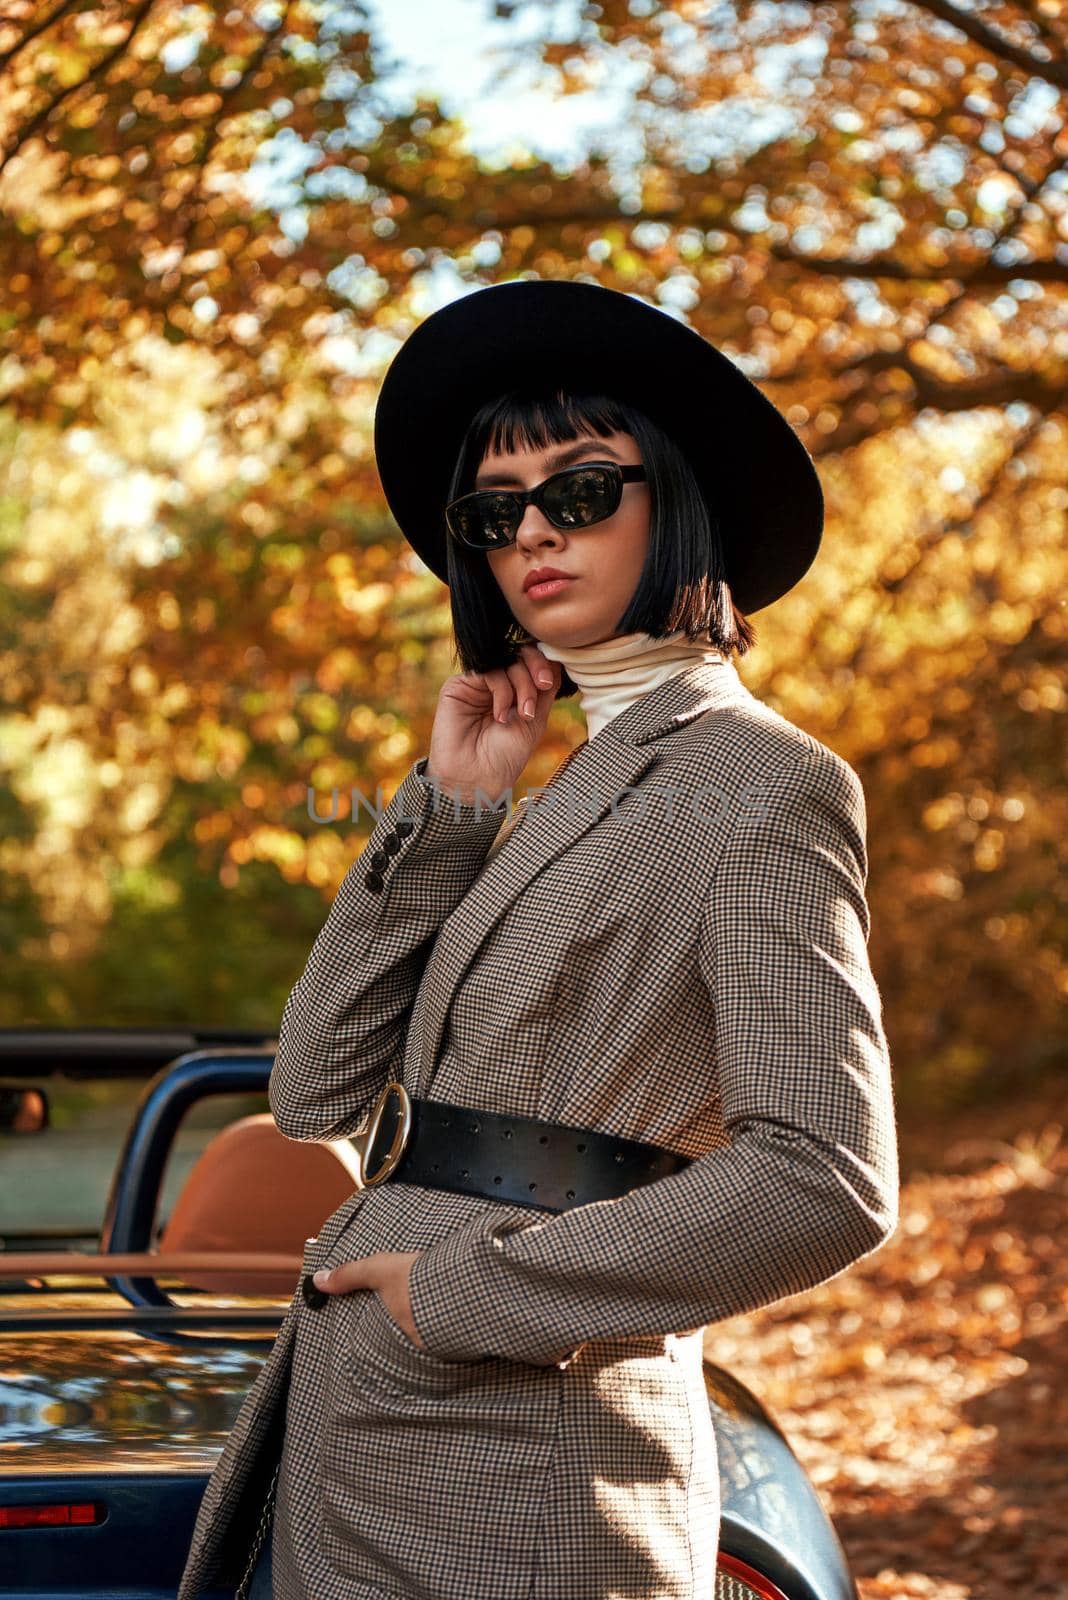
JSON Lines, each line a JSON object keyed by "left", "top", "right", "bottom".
{"left": 716, "top": 1552, "right": 791, "bottom": 1600}
{"left": 0, "top": 1502, "right": 104, "bottom": 1529}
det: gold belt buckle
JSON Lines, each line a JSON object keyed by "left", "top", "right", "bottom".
{"left": 359, "top": 1080, "right": 413, "bottom": 1186}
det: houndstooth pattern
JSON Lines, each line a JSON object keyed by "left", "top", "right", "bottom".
{"left": 177, "top": 656, "right": 899, "bottom": 1600}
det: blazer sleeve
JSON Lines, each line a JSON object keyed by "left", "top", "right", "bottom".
{"left": 269, "top": 757, "right": 507, "bottom": 1142}
{"left": 406, "top": 747, "right": 900, "bottom": 1367}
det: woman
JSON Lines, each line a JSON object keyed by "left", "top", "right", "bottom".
{"left": 178, "top": 280, "right": 899, "bottom": 1600}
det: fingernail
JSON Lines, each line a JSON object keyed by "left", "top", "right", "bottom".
{"left": 522, "top": 699, "right": 534, "bottom": 718}
{"left": 537, "top": 674, "right": 552, "bottom": 687}
{"left": 312, "top": 1270, "right": 329, "bottom": 1288}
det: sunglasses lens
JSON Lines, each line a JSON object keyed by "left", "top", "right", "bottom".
{"left": 541, "top": 466, "right": 617, "bottom": 528}
{"left": 448, "top": 493, "right": 519, "bottom": 550}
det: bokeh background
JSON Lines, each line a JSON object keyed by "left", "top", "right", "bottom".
{"left": 0, "top": 0, "right": 1065, "bottom": 1119}
{"left": 3, "top": 7, "right": 1068, "bottom": 1595}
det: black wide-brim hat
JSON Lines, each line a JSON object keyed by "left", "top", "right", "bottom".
{"left": 373, "top": 279, "right": 823, "bottom": 615}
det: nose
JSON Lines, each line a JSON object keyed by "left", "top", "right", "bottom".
{"left": 514, "top": 502, "right": 565, "bottom": 552}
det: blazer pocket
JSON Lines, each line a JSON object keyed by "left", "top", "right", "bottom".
{"left": 356, "top": 1288, "right": 492, "bottom": 1388}
{"left": 319, "top": 1291, "right": 563, "bottom": 1600}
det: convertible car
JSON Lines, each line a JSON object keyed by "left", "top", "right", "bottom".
{"left": 0, "top": 1027, "right": 859, "bottom": 1600}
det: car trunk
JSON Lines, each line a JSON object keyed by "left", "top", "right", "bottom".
{"left": 0, "top": 1283, "right": 278, "bottom": 1597}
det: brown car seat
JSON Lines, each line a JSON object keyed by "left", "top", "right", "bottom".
{"left": 158, "top": 1113, "right": 364, "bottom": 1295}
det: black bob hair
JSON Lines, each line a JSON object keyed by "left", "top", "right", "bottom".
{"left": 442, "top": 389, "right": 756, "bottom": 704}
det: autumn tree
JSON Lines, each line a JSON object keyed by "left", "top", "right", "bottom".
{"left": 0, "top": 0, "right": 1063, "bottom": 1109}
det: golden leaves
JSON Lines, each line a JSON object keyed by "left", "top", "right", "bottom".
{"left": 705, "top": 1088, "right": 1068, "bottom": 1593}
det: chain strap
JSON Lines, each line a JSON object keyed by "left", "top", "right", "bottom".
{"left": 233, "top": 1454, "right": 281, "bottom": 1600}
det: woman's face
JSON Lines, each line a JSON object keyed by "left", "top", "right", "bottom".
{"left": 480, "top": 427, "right": 651, "bottom": 647}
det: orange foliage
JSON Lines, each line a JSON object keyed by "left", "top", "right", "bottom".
{"left": 0, "top": 0, "right": 1063, "bottom": 1110}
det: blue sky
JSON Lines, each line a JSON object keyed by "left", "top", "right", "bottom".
{"left": 367, "top": 0, "right": 637, "bottom": 166}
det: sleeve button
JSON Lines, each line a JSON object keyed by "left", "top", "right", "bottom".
{"left": 395, "top": 818, "right": 416, "bottom": 837}
{"left": 365, "top": 871, "right": 384, "bottom": 892}
{"left": 370, "top": 849, "right": 390, "bottom": 870}
{"left": 383, "top": 835, "right": 401, "bottom": 855}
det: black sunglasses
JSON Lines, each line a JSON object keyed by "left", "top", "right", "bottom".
{"left": 445, "top": 461, "right": 648, "bottom": 552}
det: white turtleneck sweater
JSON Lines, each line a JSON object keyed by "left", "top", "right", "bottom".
{"left": 536, "top": 627, "right": 725, "bottom": 741}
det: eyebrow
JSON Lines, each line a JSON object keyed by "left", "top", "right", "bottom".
{"left": 474, "top": 440, "right": 623, "bottom": 489}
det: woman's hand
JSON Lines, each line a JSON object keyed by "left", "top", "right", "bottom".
{"left": 312, "top": 1250, "right": 426, "bottom": 1347}
{"left": 424, "top": 642, "right": 562, "bottom": 806}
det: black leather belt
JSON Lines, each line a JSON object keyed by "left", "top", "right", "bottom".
{"left": 357, "top": 1080, "right": 693, "bottom": 1215}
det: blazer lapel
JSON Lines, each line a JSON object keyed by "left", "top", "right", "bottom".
{"left": 409, "top": 656, "right": 749, "bottom": 1099}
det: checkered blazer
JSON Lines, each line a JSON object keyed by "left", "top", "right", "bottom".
{"left": 177, "top": 655, "right": 898, "bottom": 1600}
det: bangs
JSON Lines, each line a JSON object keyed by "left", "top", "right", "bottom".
{"left": 474, "top": 390, "right": 632, "bottom": 464}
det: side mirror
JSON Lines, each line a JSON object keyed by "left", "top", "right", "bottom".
{"left": 0, "top": 1086, "right": 50, "bottom": 1134}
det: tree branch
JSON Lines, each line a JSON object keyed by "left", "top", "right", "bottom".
{"left": 0, "top": 0, "right": 79, "bottom": 74}
{"left": 905, "top": 0, "right": 1067, "bottom": 88}
{"left": 766, "top": 243, "right": 1068, "bottom": 285}
{"left": 803, "top": 0, "right": 1068, "bottom": 86}
{"left": 760, "top": 150, "right": 1067, "bottom": 409}
{"left": 0, "top": 0, "right": 158, "bottom": 177}
{"left": 837, "top": 380, "right": 1067, "bottom": 688}
{"left": 168, "top": 2, "right": 294, "bottom": 252}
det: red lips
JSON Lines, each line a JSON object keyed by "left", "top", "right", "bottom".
{"left": 523, "top": 566, "right": 574, "bottom": 592}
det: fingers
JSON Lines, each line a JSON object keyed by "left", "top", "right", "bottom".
{"left": 313, "top": 1257, "right": 376, "bottom": 1294}
{"left": 312, "top": 1265, "right": 352, "bottom": 1293}
{"left": 521, "top": 642, "right": 556, "bottom": 691}
{"left": 522, "top": 643, "right": 557, "bottom": 698}
{"left": 312, "top": 1250, "right": 422, "bottom": 1297}
{"left": 468, "top": 646, "right": 557, "bottom": 726}
{"left": 504, "top": 644, "right": 557, "bottom": 723}
{"left": 454, "top": 670, "right": 517, "bottom": 727}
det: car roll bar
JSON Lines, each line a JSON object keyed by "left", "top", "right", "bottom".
{"left": 98, "top": 1047, "right": 284, "bottom": 1312}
